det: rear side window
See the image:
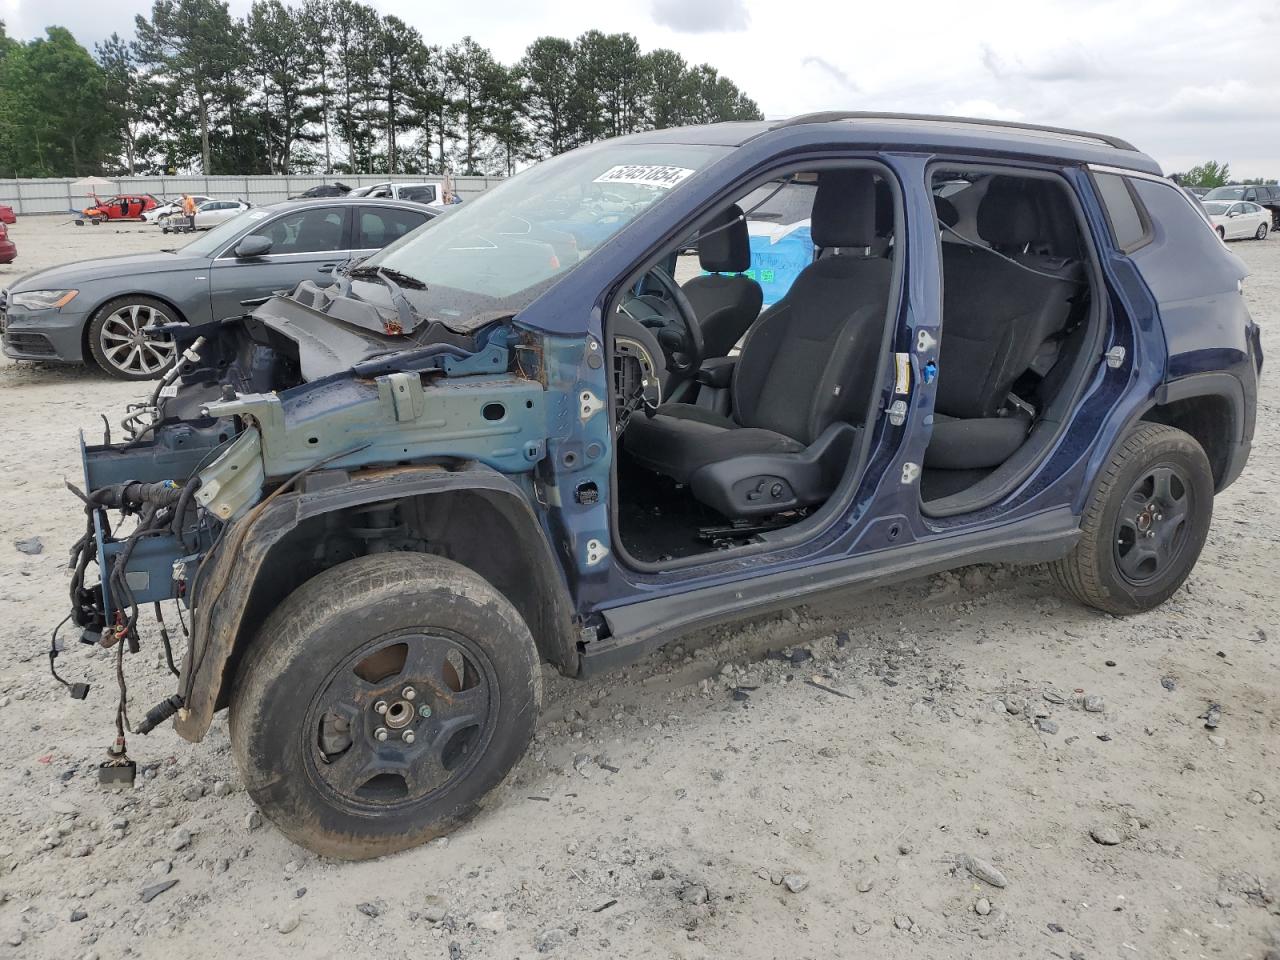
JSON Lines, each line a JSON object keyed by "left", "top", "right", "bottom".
{"left": 1093, "top": 173, "right": 1150, "bottom": 251}
{"left": 357, "top": 207, "right": 429, "bottom": 249}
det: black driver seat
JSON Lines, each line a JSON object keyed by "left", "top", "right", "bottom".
{"left": 681, "top": 204, "right": 763, "bottom": 359}
{"left": 625, "top": 170, "right": 892, "bottom": 518}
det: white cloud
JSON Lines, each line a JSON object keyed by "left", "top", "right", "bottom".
{"left": 802, "top": 56, "right": 858, "bottom": 93}
{"left": 650, "top": 0, "right": 750, "bottom": 33}
{"left": 940, "top": 99, "right": 1024, "bottom": 122}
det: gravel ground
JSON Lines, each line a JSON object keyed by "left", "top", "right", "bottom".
{"left": 1, "top": 215, "right": 1277, "bottom": 960}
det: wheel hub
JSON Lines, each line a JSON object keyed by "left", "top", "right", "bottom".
{"left": 378, "top": 690, "right": 416, "bottom": 730}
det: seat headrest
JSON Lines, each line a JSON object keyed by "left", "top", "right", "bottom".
{"left": 934, "top": 196, "right": 959, "bottom": 229}
{"left": 976, "top": 177, "right": 1039, "bottom": 248}
{"left": 811, "top": 170, "right": 878, "bottom": 248}
{"left": 698, "top": 204, "right": 750, "bottom": 273}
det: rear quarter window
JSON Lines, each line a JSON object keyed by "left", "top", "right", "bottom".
{"left": 1093, "top": 172, "right": 1150, "bottom": 252}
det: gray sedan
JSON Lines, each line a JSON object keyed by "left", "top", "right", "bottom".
{"left": 0, "top": 198, "right": 436, "bottom": 380}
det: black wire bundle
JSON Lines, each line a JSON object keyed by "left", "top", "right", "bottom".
{"left": 64, "top": 480, "right": 186, "bottom": 739}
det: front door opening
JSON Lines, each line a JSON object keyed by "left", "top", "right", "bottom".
{"left": 609, "top": 165, "right": 899, "bottom": 565}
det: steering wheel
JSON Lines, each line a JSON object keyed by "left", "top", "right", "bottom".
{"left": 636, "top": 266, "right": 704, "bottom": 377}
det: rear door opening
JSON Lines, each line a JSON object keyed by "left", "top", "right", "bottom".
{"left": 920, "top": 165, "right": 1105, "bottom": 516}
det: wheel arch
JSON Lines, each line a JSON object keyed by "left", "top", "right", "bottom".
{"left": 175, "top": 463, "right": 577, "bottom": 743}
{"left": 1139, "top": 373, "right": 1247, "bottom": 491}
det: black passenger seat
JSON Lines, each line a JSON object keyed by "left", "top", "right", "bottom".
{"left": 926, "top": 177, "right": 1083, "bottom": 471}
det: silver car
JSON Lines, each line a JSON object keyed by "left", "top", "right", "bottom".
{"left": 0, "top": 198, "right": 436, "bottom": 379}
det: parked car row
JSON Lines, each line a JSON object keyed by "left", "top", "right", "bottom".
{"left": 1200, "top": 183, "right": 1280, "bottom": 231}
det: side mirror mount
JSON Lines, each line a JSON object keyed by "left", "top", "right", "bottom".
{"left": 234, "top": 235, "right": 273, "bottom": 258}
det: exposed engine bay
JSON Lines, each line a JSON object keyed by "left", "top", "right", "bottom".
{"left": 58, "top": 281, "right": 560, "bottom": 781}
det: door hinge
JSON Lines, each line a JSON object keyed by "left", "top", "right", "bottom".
{"left": 1104, "top": 345, "right": 1126, "bottom": 369}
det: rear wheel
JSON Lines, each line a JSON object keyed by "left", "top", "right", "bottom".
{"left": 229, "top": 552, "right": 541, "bottom": 860}
{"left": 86, "top": 295, "right": 182, "bottom": 380}
{"left": 1051, "top": 423, "right": 1213, "bottom": 615}
{"left": 1256, "top": 223, "right": 1268, "bottom": 240}
{"left": 1216, "top": 225, "right": 1226, "bottom": 240}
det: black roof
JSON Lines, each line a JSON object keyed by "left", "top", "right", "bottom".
{"left": 621, "top": 112, "right": 1161, "bottom": 176}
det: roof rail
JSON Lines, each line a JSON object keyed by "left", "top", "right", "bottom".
{"left": 772, "top": 111, "right": 1139, "bottom": 152}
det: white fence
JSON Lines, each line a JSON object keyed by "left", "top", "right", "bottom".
{"left": 0, "top": 174, "right": 502, "bottom": 215}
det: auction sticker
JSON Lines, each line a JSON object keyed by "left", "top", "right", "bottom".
{"left": 594, "top": 165, "right": 695, "bottom": 189}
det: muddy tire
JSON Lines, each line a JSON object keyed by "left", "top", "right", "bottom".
{"left": 86, "top": 295, "right": 182, "bottom": 380}
{"left": 229, "top": 552, "right": 541, "bottom": 860}
{"left": 1050, "top": 423, "right": 1213, "bottom": 616}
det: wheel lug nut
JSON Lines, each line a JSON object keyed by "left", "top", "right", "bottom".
{"left": 419, "top": 704, "right": 433, "bottom": 719}
{"left": 402, "top": 730, "right": 415, "bottom": 744}
{"left": 374, "top": 727, "right": 389, "bottom": 741}
{"left": 374, "top": 700, "right": 388, "bottom": 715}
{"left": 402, "top": 687, "right": 416, "bottom": 701}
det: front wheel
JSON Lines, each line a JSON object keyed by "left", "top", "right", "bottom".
{"left": 229, "top": 552, "right": 542, "bottom": 860}
{"left": 1216, "top": 225, "right": 1226, "bottom": 240}
{"left": 86, "top": 295, "right": 182, "bottom": 380}
{"left": 1256, "top": 223, "right": 1268, "bottom": 240}
{"left": 1051, "top": 423, "right": 1213, "bottom": 615}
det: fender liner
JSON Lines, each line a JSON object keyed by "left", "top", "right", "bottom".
{"left": 1150, "top": 371, "right": 1251, "bottom": 490}
{"left": 174, "top": 461, "right": 576, "bottom": 742}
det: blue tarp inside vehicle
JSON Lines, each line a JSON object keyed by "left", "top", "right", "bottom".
{"left": 706, "top": 224, "right": 813, "bottom": 305}
{"left": 743, "top": 225, "right": 813, "bottom": 305}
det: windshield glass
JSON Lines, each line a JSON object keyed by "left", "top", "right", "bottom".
{"left": 1202, "top": 201, "right": 1231, "bottom": 215}
{"left": 176, "top": 208, "right": 271, "bottom": 256}
{"left": 360, "top": 142, "right": 728, "bottom": 327}
{"left": 1203, "top": 186, "right": 1245, "bottom": 200}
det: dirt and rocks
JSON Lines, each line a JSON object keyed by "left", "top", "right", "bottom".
{"left": 0, "top": 216, "right": 1277, "bottom": 959}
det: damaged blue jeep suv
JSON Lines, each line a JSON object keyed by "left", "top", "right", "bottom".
{"left": 63, "top": 113, "right": 1260, "bottom": 858}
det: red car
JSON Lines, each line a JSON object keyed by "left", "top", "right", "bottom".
{"left": 0, "top": 222, "right": 16, "bottom": 264}
{"left": 0, "top": 204, "right": 15, "bottom": 225}
{"left": 77, "top": 194, "right": 157, "bottom": 224}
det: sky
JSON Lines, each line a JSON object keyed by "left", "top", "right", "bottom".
{"left": 3, "top": 0, "right": 1278, "bottom": 177}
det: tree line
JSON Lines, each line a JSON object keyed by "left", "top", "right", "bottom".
{"left": 0, "top": 0, "right": 763, "bottom": 180}
{"left": 1170, "top": 161, "right": 1276, "bottom": 188}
